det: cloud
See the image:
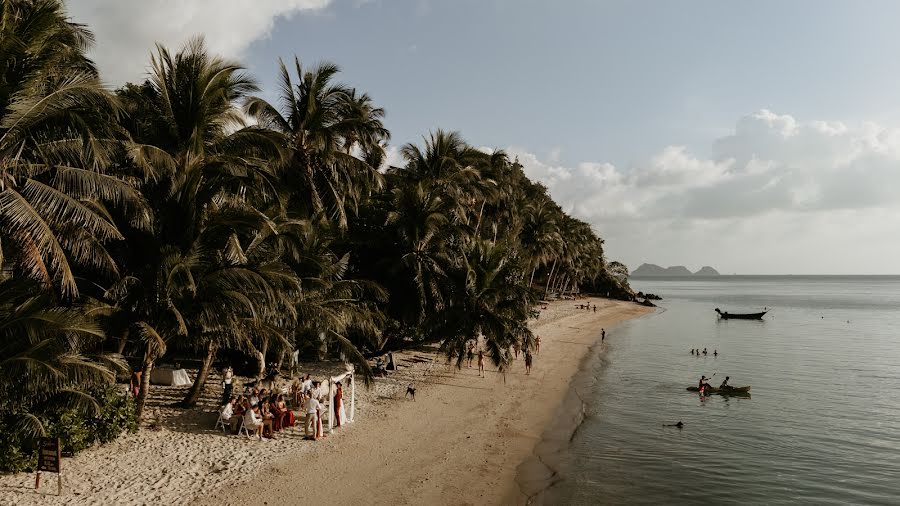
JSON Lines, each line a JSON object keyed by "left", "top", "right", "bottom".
{"left": 510, "top": 110, "right": 900, "bottom": 274}
{"left": 67, "top": 0, "right": 332, "bottom": 84}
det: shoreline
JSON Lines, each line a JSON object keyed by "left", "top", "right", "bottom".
{"left": 198, "top": 298, "right": 652, "bottom": 506}
{"left": 0, "top": 298, "right": 652, "bottom": 506}
{"left": 513, "top": 306, "right": 658, "bottom": 504}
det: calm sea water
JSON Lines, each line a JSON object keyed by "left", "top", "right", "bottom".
{"left": 543, "top": 276, "right": 900, "bottom": 505}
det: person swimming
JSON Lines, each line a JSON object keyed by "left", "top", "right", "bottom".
{"left": 663, "top": 421, "right": 684, "bottom": 428}
{"left": 702, "top": 348, "right": 708, "bottom": 356}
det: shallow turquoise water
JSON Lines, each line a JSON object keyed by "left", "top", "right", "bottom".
{"left": 544, "top": 276, "right": 900, "bottom": 505}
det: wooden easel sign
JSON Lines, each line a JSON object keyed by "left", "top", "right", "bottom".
{"left": 35, "top": 437, "right": 62, "bottom": 495}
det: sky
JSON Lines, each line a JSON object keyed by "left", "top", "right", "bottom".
{"left": 67, "top": 0, "right": 900, "bottom": 274}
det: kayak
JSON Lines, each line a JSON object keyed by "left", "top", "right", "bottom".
{"left": 686, "top": 385, "right": 751, "bottom": 395}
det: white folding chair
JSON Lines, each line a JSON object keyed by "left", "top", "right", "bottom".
{"left": 214, "top": 413, "right": 228, "bottom": 434}
{"left": 238, "top": 419, "right": 252, "bottom": 438}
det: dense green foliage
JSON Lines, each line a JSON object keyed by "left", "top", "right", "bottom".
{"left": 0, "top": 0, "right": 634, "bottom": 469}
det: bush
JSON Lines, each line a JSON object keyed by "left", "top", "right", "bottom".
{"left": 0, "top": 386, "right": 137, "bottom": 473}
{"left": 88, "top": 386, "right": 138, "bottom": 444}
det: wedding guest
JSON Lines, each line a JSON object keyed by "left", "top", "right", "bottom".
{"left": 305, "top": 393, "right": 321, "bottom": 439}
{"left": 333, "top": 382, "right": 345, "bottom": 427}
{"left": 242, "top": 400, "right": 265, "bottom": 440}
{"left": 219, "top": 396, "right": 239, "bottom": 432}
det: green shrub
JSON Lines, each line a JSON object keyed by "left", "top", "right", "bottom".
{"left": 0, "top": 419, "right": 37, "bottom": 473}
{"left": 0, "top": 386, "right": 137, "bottom": 473}
{"left": 88, "top": 386, "right": 138, "bottom": 444}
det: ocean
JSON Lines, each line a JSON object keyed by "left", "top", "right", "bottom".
{"left": 540, "top": 276, "right": 900, "bottom": 505}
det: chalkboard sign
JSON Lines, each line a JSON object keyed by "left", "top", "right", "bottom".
{"left": 37, "top": 437, "right": 60, "bottom": 473}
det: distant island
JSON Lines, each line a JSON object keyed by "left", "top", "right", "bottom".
{"left": 631, "top": 263, "right": 721, "bottom": 277}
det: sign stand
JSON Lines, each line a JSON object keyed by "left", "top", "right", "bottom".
{"left": 35, "top": 437, "right": 62, "bottom": 495}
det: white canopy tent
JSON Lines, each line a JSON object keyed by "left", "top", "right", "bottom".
{"left": 327, "top": 367, "right": 355, "bottom": 434}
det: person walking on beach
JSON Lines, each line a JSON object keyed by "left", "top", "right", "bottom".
{"left": 593, "top": 305, "right": 597, "bottom": 313}
{"left": 601, "top": 328, "right": 606, "bottom": 342}
{"left": 535, "top": 335, "right": 541, "bottom": 354}
{"left": 524, "top": 350, "right": 533, "bottom": 375}
{"left": 477, "top": 349, "right": 485, "bottom": 377}
{"left": 467, "top": 342, "right": 475, "bottom": 368}
{"left": 512, "top": 341, "right": 521, "bottom": 359}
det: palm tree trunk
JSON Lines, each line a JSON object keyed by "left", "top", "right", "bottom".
{"left": 181, "top": 342, "right": 217, "bottom": 407}
{"left": 115, "top": 333, "right": 128, "bottom": 355}
{"left": 529, "top": 266, "right": 537, "bottom": 289}
{"left": 544, "top": 259, "right": 558, "bottom": 298}
{"left": 474, "top": 199, "right": 486, "bottom": 234}
{"left": 135, "top": 357, "right": 153, "bottom": 423}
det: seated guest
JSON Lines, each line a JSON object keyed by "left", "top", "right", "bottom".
{"left": 242, "top": 400, "right": 265, "bottom": 440}
{"left": 220, "top": 396, "right": 240, "bottom": 433}
{"left": 259, "top": 401, "right": 276, "bottom": 438}
{"left": 274, "top": 394, "right": 294, "bottom": 429}
{"left": 249, "top": 388, "right": 260, "bottom": 407}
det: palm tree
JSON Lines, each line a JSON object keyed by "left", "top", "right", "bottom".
{"left": 424, "top": 240, "right": 534, "bottom": 371}
{"left": 112, "top": 38, "right": 284, "bottom": 419}
{"left": 245, "top": 57, "right": 388, "bottom": 228}
{"left": 384, "top": 182, "right": 452, "bottom": 322}
{"left": 0, "top": 275, "right": 126, "bottom": 438}
{"left": 0, "top": 0, "right": 147, "bottom": 298}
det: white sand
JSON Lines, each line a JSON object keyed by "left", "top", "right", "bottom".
{"left": 0, "top": 298, "right": 652, "bottom": 506}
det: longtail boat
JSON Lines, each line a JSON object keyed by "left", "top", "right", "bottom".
{"left": 715, "top": 308, "right": 766, "bottom": 320}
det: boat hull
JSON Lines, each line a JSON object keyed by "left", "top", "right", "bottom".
{"left": 715, "top": 309, "right": 767, "bottom": 320}
{"left": 686, "top": 385, "right": 751, "bottom": 396}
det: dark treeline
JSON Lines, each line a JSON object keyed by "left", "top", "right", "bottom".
{"left": 0, "top": 0, "right": 633, "bottom": 466}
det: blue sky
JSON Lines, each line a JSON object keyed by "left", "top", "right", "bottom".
{"left": 70, "top": 0, "right": 900, "bottom": 273}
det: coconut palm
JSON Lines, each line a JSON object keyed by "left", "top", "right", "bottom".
{"left": 0, "top": 0, "right": 147, "bottom": 297}
{"left": 424, "top": 240, "right": 534, "bottom": 371}
{"left": 245, "top": 58, "right": 388, "bottom": 228}
{"left": 0, "top": 275, "right": 126, "bottom": 437}
{"left": 111, "top": 38, "right": 285, "bottom": 419}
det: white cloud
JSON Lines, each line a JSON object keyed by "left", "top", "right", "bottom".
{"left": 511, "top": 110, "right": 900, "bottom": 274}
{"left": 67, "top": 0, "right": 332, "bottom": 84}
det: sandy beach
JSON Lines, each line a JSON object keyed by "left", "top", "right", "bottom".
{"left": 0, "top": 298, "right": 651, "bottom": 506}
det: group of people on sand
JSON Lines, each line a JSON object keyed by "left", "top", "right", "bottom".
{"left": 466, "top": 337, "right": 539, "bottom": 377}
{"left": 218, "top": 372, "right": 347, "bottom": 442}
{"left": 690, "top": 348, "right": 717, "bottom": 357}
{"left": 219, "top": 388, "right": 295, "bottom": 440}
{"left": 577, "top": 303, "right": 598, "bottom": 312}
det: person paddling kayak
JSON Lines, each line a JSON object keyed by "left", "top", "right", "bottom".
{"left": 698, "top": 375, "right": 712, "bottom": 393}
{"left": 719, "top": 376, "right": 731, "bottom": 389}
